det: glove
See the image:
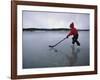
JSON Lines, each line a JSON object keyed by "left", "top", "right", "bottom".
{"left": 66, "top": 35, "right": 69, "bottom": 38}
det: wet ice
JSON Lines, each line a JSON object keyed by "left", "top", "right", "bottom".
{"left": 22, "top": 31, "right": 89, "bottom": 69}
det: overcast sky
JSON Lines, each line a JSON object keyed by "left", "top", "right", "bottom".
{"left": 23, "top": 11, "right": 90, "bottom": 29}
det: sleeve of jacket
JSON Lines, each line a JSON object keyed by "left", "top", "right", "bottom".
{"left": 68, "top": 30, "right": 73, "bottom": 36}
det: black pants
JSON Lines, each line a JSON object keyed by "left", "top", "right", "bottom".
{"left": 72, "top": 34, "right": 80, "bottom": 46}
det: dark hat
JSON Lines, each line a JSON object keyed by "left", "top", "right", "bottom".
{"left": 70, "top": 22, "right": 74, "bottom": 28}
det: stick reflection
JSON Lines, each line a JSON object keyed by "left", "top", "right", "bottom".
{"left": 49, "top": 45, "right": 80, "bottom": 66}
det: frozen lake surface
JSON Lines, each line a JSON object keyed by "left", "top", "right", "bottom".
{"left": 22, "top": 31, "right": 89, "bottom": 69}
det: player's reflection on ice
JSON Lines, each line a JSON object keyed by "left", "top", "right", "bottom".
{"left": 68, "top": 45, "right": 80, "bottom": 66}
{"left": 49, "top": 45, "right": 80, "bottom": 66}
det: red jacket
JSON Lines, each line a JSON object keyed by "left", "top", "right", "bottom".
{"left": 68, "top": 26, "right": 78, "bottom": 36}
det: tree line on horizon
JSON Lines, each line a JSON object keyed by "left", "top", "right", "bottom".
{"left": 23, "top": 28, "right": 89, "bottom": 31}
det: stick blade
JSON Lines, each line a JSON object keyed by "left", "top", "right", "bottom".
{"left": 49, "top": 45, "right": 54, "bottom": 47}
